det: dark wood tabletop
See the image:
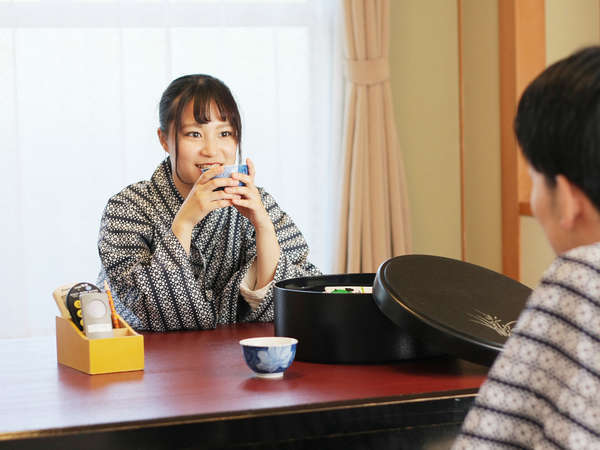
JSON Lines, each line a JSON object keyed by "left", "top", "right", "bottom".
{"left": 0, "top": 322, "right": 489, "bottom": 449}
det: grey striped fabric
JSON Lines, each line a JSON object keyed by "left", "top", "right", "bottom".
{"left": 97, "top": 158, "right": 321, "bottom": 331}
{"left": 453, "top": 242, "right": 600, "bottom": 449}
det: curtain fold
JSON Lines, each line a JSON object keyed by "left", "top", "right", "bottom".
{"left": 337, "top": 0, "right": 411, "bottom": 273}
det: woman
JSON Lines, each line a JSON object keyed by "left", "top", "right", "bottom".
{"left": 97, "top": 74, "right": 320, "bottom": 331}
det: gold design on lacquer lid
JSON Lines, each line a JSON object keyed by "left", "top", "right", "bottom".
{"left": 468, "top": 310, "right": 517, "bottom": 337}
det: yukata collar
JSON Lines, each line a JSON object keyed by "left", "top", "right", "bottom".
{"left": 151, "top": 157, "right": 185, "bottom": 215}
{"left": 559, "top": 241, "right": 600, "bottom": 265}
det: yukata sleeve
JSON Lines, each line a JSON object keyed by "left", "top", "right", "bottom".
{"left": 238, "top": 189, "right": 322, "bottom": 323}
{"left": 97, "top": 194, "right": 218, "bottom": 331}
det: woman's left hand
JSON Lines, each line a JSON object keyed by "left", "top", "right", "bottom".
{"left": 225, "top": 158, "right": 272, "bottom": 230}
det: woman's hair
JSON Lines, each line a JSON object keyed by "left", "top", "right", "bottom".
{"left": 515, "top": 46, "right": 600, "bottom": 211}
{"left": 158, "top": 74, "right": 242, "bottom": 182}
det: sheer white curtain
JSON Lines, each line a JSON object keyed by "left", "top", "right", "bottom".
{"left": 0, "top": 0, "right": 343, "bottom": 338}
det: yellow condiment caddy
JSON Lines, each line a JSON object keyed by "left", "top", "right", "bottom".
{"left": 53, "top": 282, "right": 144, "bottom": 375}
{"left": 55, "top": 314, "right": 144, "bottom": 375}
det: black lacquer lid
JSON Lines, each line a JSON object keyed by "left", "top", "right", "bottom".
{"left": 372, "top": 255, "right": 533, "bottom": 366}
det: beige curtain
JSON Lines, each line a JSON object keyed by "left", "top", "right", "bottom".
{"left": 336, "top": 0, "right": 412, "bottom": 273}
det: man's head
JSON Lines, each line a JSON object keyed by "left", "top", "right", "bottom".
{"left": 515, "top": 46, "right": 600, "bottom": 253}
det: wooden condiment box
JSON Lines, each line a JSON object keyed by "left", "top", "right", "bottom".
{"left": 56, "top": 315, "right": 144, "bottom": 375}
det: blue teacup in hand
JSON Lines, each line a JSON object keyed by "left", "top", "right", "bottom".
{"left": 203, "top": 164, "right": 248, "bottom": 191}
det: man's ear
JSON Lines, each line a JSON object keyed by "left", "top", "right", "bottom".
{"left": 556, "top": 175, "right": 582, "bottom": 229}
{"left": 157, "top": 128, "right": 169, "bottom": 153}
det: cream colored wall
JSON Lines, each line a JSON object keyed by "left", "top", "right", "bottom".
{"left": 389, "top": 0, "right": 600, "bottom": 286}
{"left": 546, "top": 0, "right": 599, "bottom": 65}
{"left": 389, "top": 0, "right": 461, "bottom": 259}
{"left": 520, "top": 217, "right": 555, "bottom": 287}
{"left": 519, "top": 0, "right": 600, "bottom": 288}
{"left": 461, "top": 0, "right": 502, "bottom": 273}
{"left": 389, "top": 0, "right": 501, "bottom": 269}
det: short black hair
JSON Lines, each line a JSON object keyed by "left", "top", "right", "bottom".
{"left": 515, "top": 45, "right": 600, "bottom": 212}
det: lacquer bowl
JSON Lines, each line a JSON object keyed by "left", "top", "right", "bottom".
{"left": 239, "top": 337, "right": 297, "bottom": 379}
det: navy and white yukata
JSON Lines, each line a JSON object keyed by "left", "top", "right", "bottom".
{"left": 97, "top": 158, "right": 320, "bottom": 331}
{"left": 454, "top": 242, "right": 600, "bottom": 449}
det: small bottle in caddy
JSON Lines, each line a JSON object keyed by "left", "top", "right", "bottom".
{"left": 56, "top": 281, "right": 121, "bottom": 339}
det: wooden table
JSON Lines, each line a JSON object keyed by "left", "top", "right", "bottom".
{"left": 0, "top": 323, "right": 488, "bottom": 449}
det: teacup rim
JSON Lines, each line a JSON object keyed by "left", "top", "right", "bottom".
{"left": 239, "top": 337, "right": 298, "bottom": 347}
{"left": 204, "top": 163, "right": 248, "bottom": 169}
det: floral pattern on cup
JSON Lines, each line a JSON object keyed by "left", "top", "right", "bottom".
{"left": 256, "top": 346, "right": 294, "bottom": 372}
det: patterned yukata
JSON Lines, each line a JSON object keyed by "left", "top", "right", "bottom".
{"left": 453, "top": 242, "right": 600, "bottom": 449}
{"left": 97, "top": 158, "right": 320, "bottom": 331}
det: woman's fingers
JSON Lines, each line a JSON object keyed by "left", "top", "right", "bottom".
{"left": 200, "top": 194, "right": 240, "bottom": 214}
{"left": 223, "top": 185, "right": 245, "bottom": 195}
{"left": 231, "top": 198, "right": 252, "bottom": 208}
{"left": 205, "top": 176, "right": 240, "bottom": 192}
{"left": 194, "top": 159, "right": 258, "bottom": 216}
{"left": 219, "top": 192, "right": 242, "bottom": 201}
{"left": 231, "top": 172, "right": 253, "bottom": 187}
{"left": 223, "top": 185, "right": 260, "bottom": 203}
{"left": 229, "top": 158, "right": 255, "bottom": 186}
{"left": 198, "top": 188, "right": 240, "bottom": 202}
{"left": 213, "top": 199, "right": 236, "bottom": 209}
{"left": 227, "top": 187, "right": 261, "bottom": 213}
{"left": 246, "top": 158, "right": 256, "bottom": 179}
{"left": 196, "top": 164, "right": 224, "bottom": 185}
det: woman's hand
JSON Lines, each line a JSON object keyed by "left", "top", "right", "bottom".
{"left": 227, "top": 158, "right": 280, "bottom": 289}
{"left": 225, "top": 158, "right": 271, "bottom": 231}
{"left": 172, "top": 166, "right": 241, "bottom": 254}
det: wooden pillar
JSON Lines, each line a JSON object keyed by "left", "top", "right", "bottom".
{"left": 498, "top": 0, "right": 545, "bottom": 280}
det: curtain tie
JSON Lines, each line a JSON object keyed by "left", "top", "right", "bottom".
{"left": 345, "top": 58, "right": 390, "bottom": 85}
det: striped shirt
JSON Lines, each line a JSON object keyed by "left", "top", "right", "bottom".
{"left": 97, "top": 158, "right": 320, "bottom": 331}
{"left": 453, "top": 242, "right": 600, "bottom": 449}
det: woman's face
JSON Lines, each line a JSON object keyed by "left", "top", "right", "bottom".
{"left": 159, "top": 100, "right": 238, "bottom": 197}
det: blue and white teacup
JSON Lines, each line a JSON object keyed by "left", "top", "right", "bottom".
{"left": 202, "top": 164, "right": 248, "bottom": 191}
{"left": 239, "top": 337, "right": 298, "bottom": 379}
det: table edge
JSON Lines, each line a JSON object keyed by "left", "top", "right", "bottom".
{"left": 0, "top": 388, "right": 479, "bottom": 442}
